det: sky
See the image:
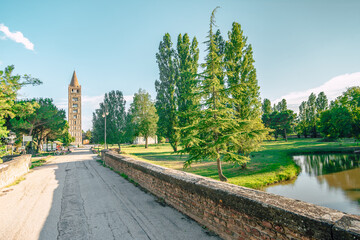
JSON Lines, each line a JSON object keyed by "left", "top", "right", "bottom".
{"left": 1, "top": 0, "right": 360, "bottom": 131}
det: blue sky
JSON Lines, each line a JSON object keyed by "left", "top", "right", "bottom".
{"left": 1, "top": 0, "right": 360, "bottom": 131}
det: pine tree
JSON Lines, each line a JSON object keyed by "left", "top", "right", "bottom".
{"left": 181, "top": 7, "right": 267, "bottom": 181}
{"left": 155, "top": 33, "right": 179, "bottom": 151}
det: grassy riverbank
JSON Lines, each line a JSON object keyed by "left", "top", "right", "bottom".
{"left": 118, "top": 138, "right": 359, "bottom": 189}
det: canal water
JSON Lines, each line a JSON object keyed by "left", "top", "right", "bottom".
{"left": 265, "top": 154, "right": 360, "bottom": 215}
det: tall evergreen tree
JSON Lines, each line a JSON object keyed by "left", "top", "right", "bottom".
{"left": 155, "top": 33, "right": 179, "bottom": 151}
{"left": 176, "top": 33, "right": 200, "bottom": 148}
{"left": 224, "top": 21, "right": 266, "bottom": 155}
{"left": 181, "top": 7, "right": 267, "bottom": 181}
{"left": 225, "top": 22, "right": 261, "bottom": 120}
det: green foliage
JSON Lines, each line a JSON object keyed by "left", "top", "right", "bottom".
{"left": 10, "top": 98, "right": 68, "bottom": 152}
{"left": 274, "top": 99, "right": 287, "bottom": 112}
{"left": 176, "top": 33, "right": 200, "bottom": 150}
{"left": 92, "top": 90, "right": 127, "bottom": 148}
{"left": 121, "top": 139, "right": 359, "bottom": 189}
{"left": 297, "top": 92, "right": 328, "bottom": 138}
{"left": 319, "top": 87, "right": 360, "bottom": 140}
{"left": 269, "top": 109, "right": 296, "bottom": 141}
{"left": 58, "top": 129, "right": 75, "bottom": 147}
{"left": 316, "top": 91, "right": 328, "bottom": 112}
{"left": 124, "top": 112, "right": 136, "bottom": 143}
{"left": 155, "top": 33, "right": 180, "bottom": 151}
{"left": 130, "top": 89, "right": 158, "bottom": 148}
{"left": 0, "top": 65, "right": 41, "bottom": 139}
{"left": 262, "top": 98, "right": 272, "bottom": 115}
{"left": 180, "top": 7, "right": 267, "bottom": 181}
{"left": 319, "top": 106, "right": 352, "bottom": 139}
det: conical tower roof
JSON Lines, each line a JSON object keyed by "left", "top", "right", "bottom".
{"left": 70, "top": 71, "right": 80, "bottom": 87}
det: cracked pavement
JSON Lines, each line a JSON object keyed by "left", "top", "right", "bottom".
{"left": 0, "top": 148, "right": 219, "bottom": 240}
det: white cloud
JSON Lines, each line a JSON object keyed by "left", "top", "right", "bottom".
{"left": 0, "top": 23, "right": 34, "bottom": 51}
{"left": 273, "top": 72, "right": 360, "bottom": 111}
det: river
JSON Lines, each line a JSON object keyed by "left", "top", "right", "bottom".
{"left": 265, "top": 154, "right": 360, "bottom": 215}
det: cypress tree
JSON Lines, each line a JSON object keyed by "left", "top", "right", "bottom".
{"left": 155, "top": 33, "right": 180, "bottom": 151}
{"left": 176, "top": 33, "right": 200, "bottom": 148}
{"left": 224, "top": 21, "right": 266, "bottom": 157}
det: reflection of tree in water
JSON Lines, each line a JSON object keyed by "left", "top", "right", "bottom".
{"left": 294, "top": 154, "right": 360, "bottom": 204}
{"left": 317, "top": 168, "right": 360, "bottom": 203}
{"left": 294, "top": 154, "right": 360, "bottom": 177}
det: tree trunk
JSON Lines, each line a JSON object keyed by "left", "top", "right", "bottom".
{"left": 39, "top": 139, "right": 43, "bottom": 151}
{"left": 216, "top": 156, "right": 227, "bottom": 182}
{"left": 171, "top": 141, "right": 178, "bottom": 152}
{"left": 284, "top": 128, "right": 288, "bottom": 142}
{"left": 145, "top": 137, "right": 148, "bottom": 148}
{"left": 117, "top": 143, "right": 121, "bottom": 152}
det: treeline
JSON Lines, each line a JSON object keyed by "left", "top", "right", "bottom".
{"left": 262, "top": 87, "right": 360, "bottom": 140}
{"left": 154, "top": 8, "right": 267, "bottom": 181}
{"left": 0, "top": 65, "right": 73, "bottom": 154}
{"left": 91, "top": 8, "right": 267, "bottom": 181}
{"left": 91, "top": 89, "right": 158, "bottom": 149}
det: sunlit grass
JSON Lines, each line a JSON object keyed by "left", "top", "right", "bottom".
{"left": 118, "top": 138, "right": 359, "bottom": 189}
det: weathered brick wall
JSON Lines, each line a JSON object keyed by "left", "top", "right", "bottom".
{"left": 0, "top": 155, "right": 31, "bottom": 189}
{"left": 102, "top": 150, "right": 360, "bottom": 240}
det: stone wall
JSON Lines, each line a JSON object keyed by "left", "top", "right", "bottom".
{"left": 101, "top": 151, "right": 360, "bottom": 240}
{"left": 0, "top": 155, "right": 31, "bottom": 189}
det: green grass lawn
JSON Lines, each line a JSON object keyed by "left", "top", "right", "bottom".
{"left": 114, "top": 138, "right": 360, "bottom": 189}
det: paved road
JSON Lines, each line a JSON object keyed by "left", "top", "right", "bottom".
{"left": 0, "top": 149, "right": 219, "bottom": 240}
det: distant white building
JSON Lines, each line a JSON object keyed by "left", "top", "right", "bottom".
{"left": 133, "top": 136, "right": 158, "bottom": 145}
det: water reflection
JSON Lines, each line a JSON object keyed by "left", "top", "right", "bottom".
{"left": 265, "top": 154, "right": 360, "bottom": 215}
{"left": 295, "top": 154, "right": 360, "bottom": 176}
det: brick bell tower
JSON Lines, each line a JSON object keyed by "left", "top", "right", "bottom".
{"left": 68, "top": 71, "right": 82, "bottom": 146}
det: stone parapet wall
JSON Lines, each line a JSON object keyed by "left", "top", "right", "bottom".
{"left": 101, "top": 150, "right": 360, "bottom": 240}
{"left": 0, "top": 155, "right": 31, "bottom": 189}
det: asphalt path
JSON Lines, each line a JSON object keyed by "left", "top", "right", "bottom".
{"left": 0, "top": 148, "right": 219, "bottom": 240}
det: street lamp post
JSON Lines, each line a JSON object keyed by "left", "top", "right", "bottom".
{"left": 102, "top": 106, "right": 109, "bottom": 149}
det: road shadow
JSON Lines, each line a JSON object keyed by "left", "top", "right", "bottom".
{"left": 38, "top": 149, "right": 219, "bottom": 240}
